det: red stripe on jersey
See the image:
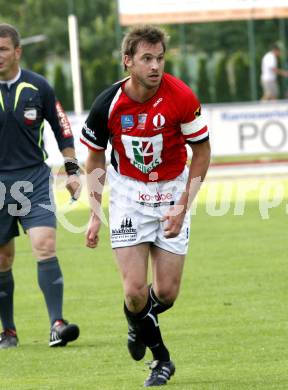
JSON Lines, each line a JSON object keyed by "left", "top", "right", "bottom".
{"left": 80, "top": 138, "right": 104, "bottom": 153}
{"left": 189, "top": 126, "right": 208, "bottom": 139}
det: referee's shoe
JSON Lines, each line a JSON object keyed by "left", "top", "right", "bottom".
{"left": 49, "top": 319, "right": 79, "bottom": 347}
{"left": 0, "top": 329, "right": 18, "bottom": 349}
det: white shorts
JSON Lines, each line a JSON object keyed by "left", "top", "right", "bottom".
{"left": 107, "top": 166, "right": 191, "bottom": 255}
{"left": 261, "top": 79, "right": 279, "bottom": 99}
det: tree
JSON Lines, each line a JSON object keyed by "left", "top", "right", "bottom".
{"left": 178, "top": 58, "right": 191, "bottom": 86}
{"left": 196, "top": 56, "right": 212, "bottom": 103}
{"left": 214, "top": 54, "right": 232, "bottom": 103}
{"left": 230, "top": 51, "right": 250, "bottom": 101}
{"left": 164, "top": 52, "right": 174, "bottom": 75}
{"left": 82, "top": 56, "right": 119, "bottom": 107}
{"left": 31, "top": 62, "right": 46, "bottom": 77}
{"left": 53, "top": 63, "right": 72, "bottom": 110}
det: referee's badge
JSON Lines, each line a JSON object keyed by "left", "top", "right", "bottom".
{"left": 24, "top": 107, "right": 37, "bottom": 125}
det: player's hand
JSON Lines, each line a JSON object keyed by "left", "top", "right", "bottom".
{"left": 66, "top": 174, "right": 82, "bottom": 201}
{"left": 161, "top": 204, "right": 186, "bottom": 238}
{"left": 86, "top": 214, "right": 101, "bottom": 248}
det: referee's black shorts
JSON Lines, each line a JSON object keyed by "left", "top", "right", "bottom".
{"left": 0, "top": 163, "right": 56, "bottom": 245}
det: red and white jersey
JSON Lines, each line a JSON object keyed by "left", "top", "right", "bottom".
{"left": 81, "top": 73, "right": 208, "bottom": 182}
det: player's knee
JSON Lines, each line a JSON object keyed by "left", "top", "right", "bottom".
{"left": 125, "top": 283, "right": 147, "bottom": 312}
{"left": 32, "top": 235, "right": 56, "bottom": 259}
{"left": 0, "top": 252, "right": 14, "bottom": 271}
{"left": 155, "top": 284, "right": 179, "bottom": 305}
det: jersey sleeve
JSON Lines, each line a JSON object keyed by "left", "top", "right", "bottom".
{"left": 179, "top": 91, "right": 209, "bottom": 144}
{"left": 80, "top": 98, "right": 109, "bottom": 152}
{"left": 80, "top": 83, "right": 121, "bottom": 152}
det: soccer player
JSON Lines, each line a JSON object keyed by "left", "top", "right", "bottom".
{"left": 81, "top": 25, "right": 210, "bottom": 386}
{"left": 0, "top": 24, "right": 81, "bottom": 348}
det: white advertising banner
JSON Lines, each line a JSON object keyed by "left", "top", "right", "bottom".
{"left": 118, "top": 0, "right": 288, "bottom": 25}
{"left": 207, "top": 101, "right": 288, "bottom": 156}
{"left": 44, "top": 100, "right": 288, "bottom": 168}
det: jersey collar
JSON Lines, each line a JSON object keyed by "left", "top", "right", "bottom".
{"left": 0, "top": 68, "right": 21, "bottom": 89}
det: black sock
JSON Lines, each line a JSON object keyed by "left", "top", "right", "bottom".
{"left": 149, "top": 285, "right": 173, "bottom": 315}
{"left": 0, "top": 270, "right": 16, "bottom": 331}
{"left": 37, "top": 257, "right": 63, "bottom": 326}
{"left": 124, "top": 298, "right": 170, "bottom": 362}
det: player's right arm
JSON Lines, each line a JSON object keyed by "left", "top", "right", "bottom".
{"left": 81, "top": 85, "right": 121, "bottom": 247}
{"left": 85, "top": 149, "right": 106, "bottom": 249}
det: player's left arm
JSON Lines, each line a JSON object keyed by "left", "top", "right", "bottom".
{"left": 61, "top": 147, "right": 82, "bottom": 202}
{"left": 183, "top": 139, "right": 211, "bottom": 208}
{"left": 162, "top": 140, "right": 210, "bottom": 238}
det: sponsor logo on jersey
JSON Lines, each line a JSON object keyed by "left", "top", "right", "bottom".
{"left": 83, "top": 123, "right": 97, "bottom": 140}
{"left": 153, "top": 97, "right": 163, "bottom": 108}
{"left": 111, "top": 216, "right": 137, "bottom": 243}
{"left": 56, "top": 101, "right": 72, "bottom": 138}
{"left": 137, "top": 113, "right": 147, "bottom": 130}
{"left": 122, "top": 134, "right": 163, "bottom": 174}
{"left": 121, "top": 115, "right": 134, "bottom": 131}
{"left": 194, "top": 106, "right": 201, "bottom": 117}
{"left": 152, "top": 113, "right": 165, "bottom": 130}
{"left": 24, "top": 107, "right": 37, "bottom": 125}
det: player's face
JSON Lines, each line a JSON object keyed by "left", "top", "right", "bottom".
{"left": 125, "top": 41, "right": 165, "bottom": 90}
{"left": 0, "top": 37, "right": 21, "bottom": 80}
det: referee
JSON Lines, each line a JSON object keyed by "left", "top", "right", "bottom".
{"left": 0, "top": 24, "right": 81, "bottom": 348}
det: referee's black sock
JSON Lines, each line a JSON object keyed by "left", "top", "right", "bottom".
{"left": 149, "top": 284, "right": 174, "bottom": 315}
{"left": 37, "top": 257, "right": 63, "bottom": 326}
{"left": 0, "top": 269, "right": 16, "bottom": 331}
{"left": 124, "top": 297, "right": 170, "bottom": 362}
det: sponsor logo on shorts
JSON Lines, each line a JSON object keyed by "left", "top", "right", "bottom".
{"left": 136, "top": 192, "right": 174, "bottom": 207}
{"left": 138, "top": 191, "right": 172, "bottom": 202}
{"left": 111, "top": 217, "right": 137, "bottom": 243}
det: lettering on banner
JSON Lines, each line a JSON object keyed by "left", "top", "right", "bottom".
{"left": 239, "top": 120, "right": 287, "bottom": 151}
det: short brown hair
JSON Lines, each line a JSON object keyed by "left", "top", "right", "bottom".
{"left": 121, "top": 25, "right": 168, "bottom": 70}
{"left": 0, "top": 23, "right": 21, "bottom": 48}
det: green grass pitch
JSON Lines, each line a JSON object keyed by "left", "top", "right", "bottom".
{"left": 1, "top": 178, "right": 288, "bottom": 389}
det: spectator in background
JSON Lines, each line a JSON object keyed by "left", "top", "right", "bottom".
{"left": 261, "top": 43, "right": 288, "bottom": 101}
